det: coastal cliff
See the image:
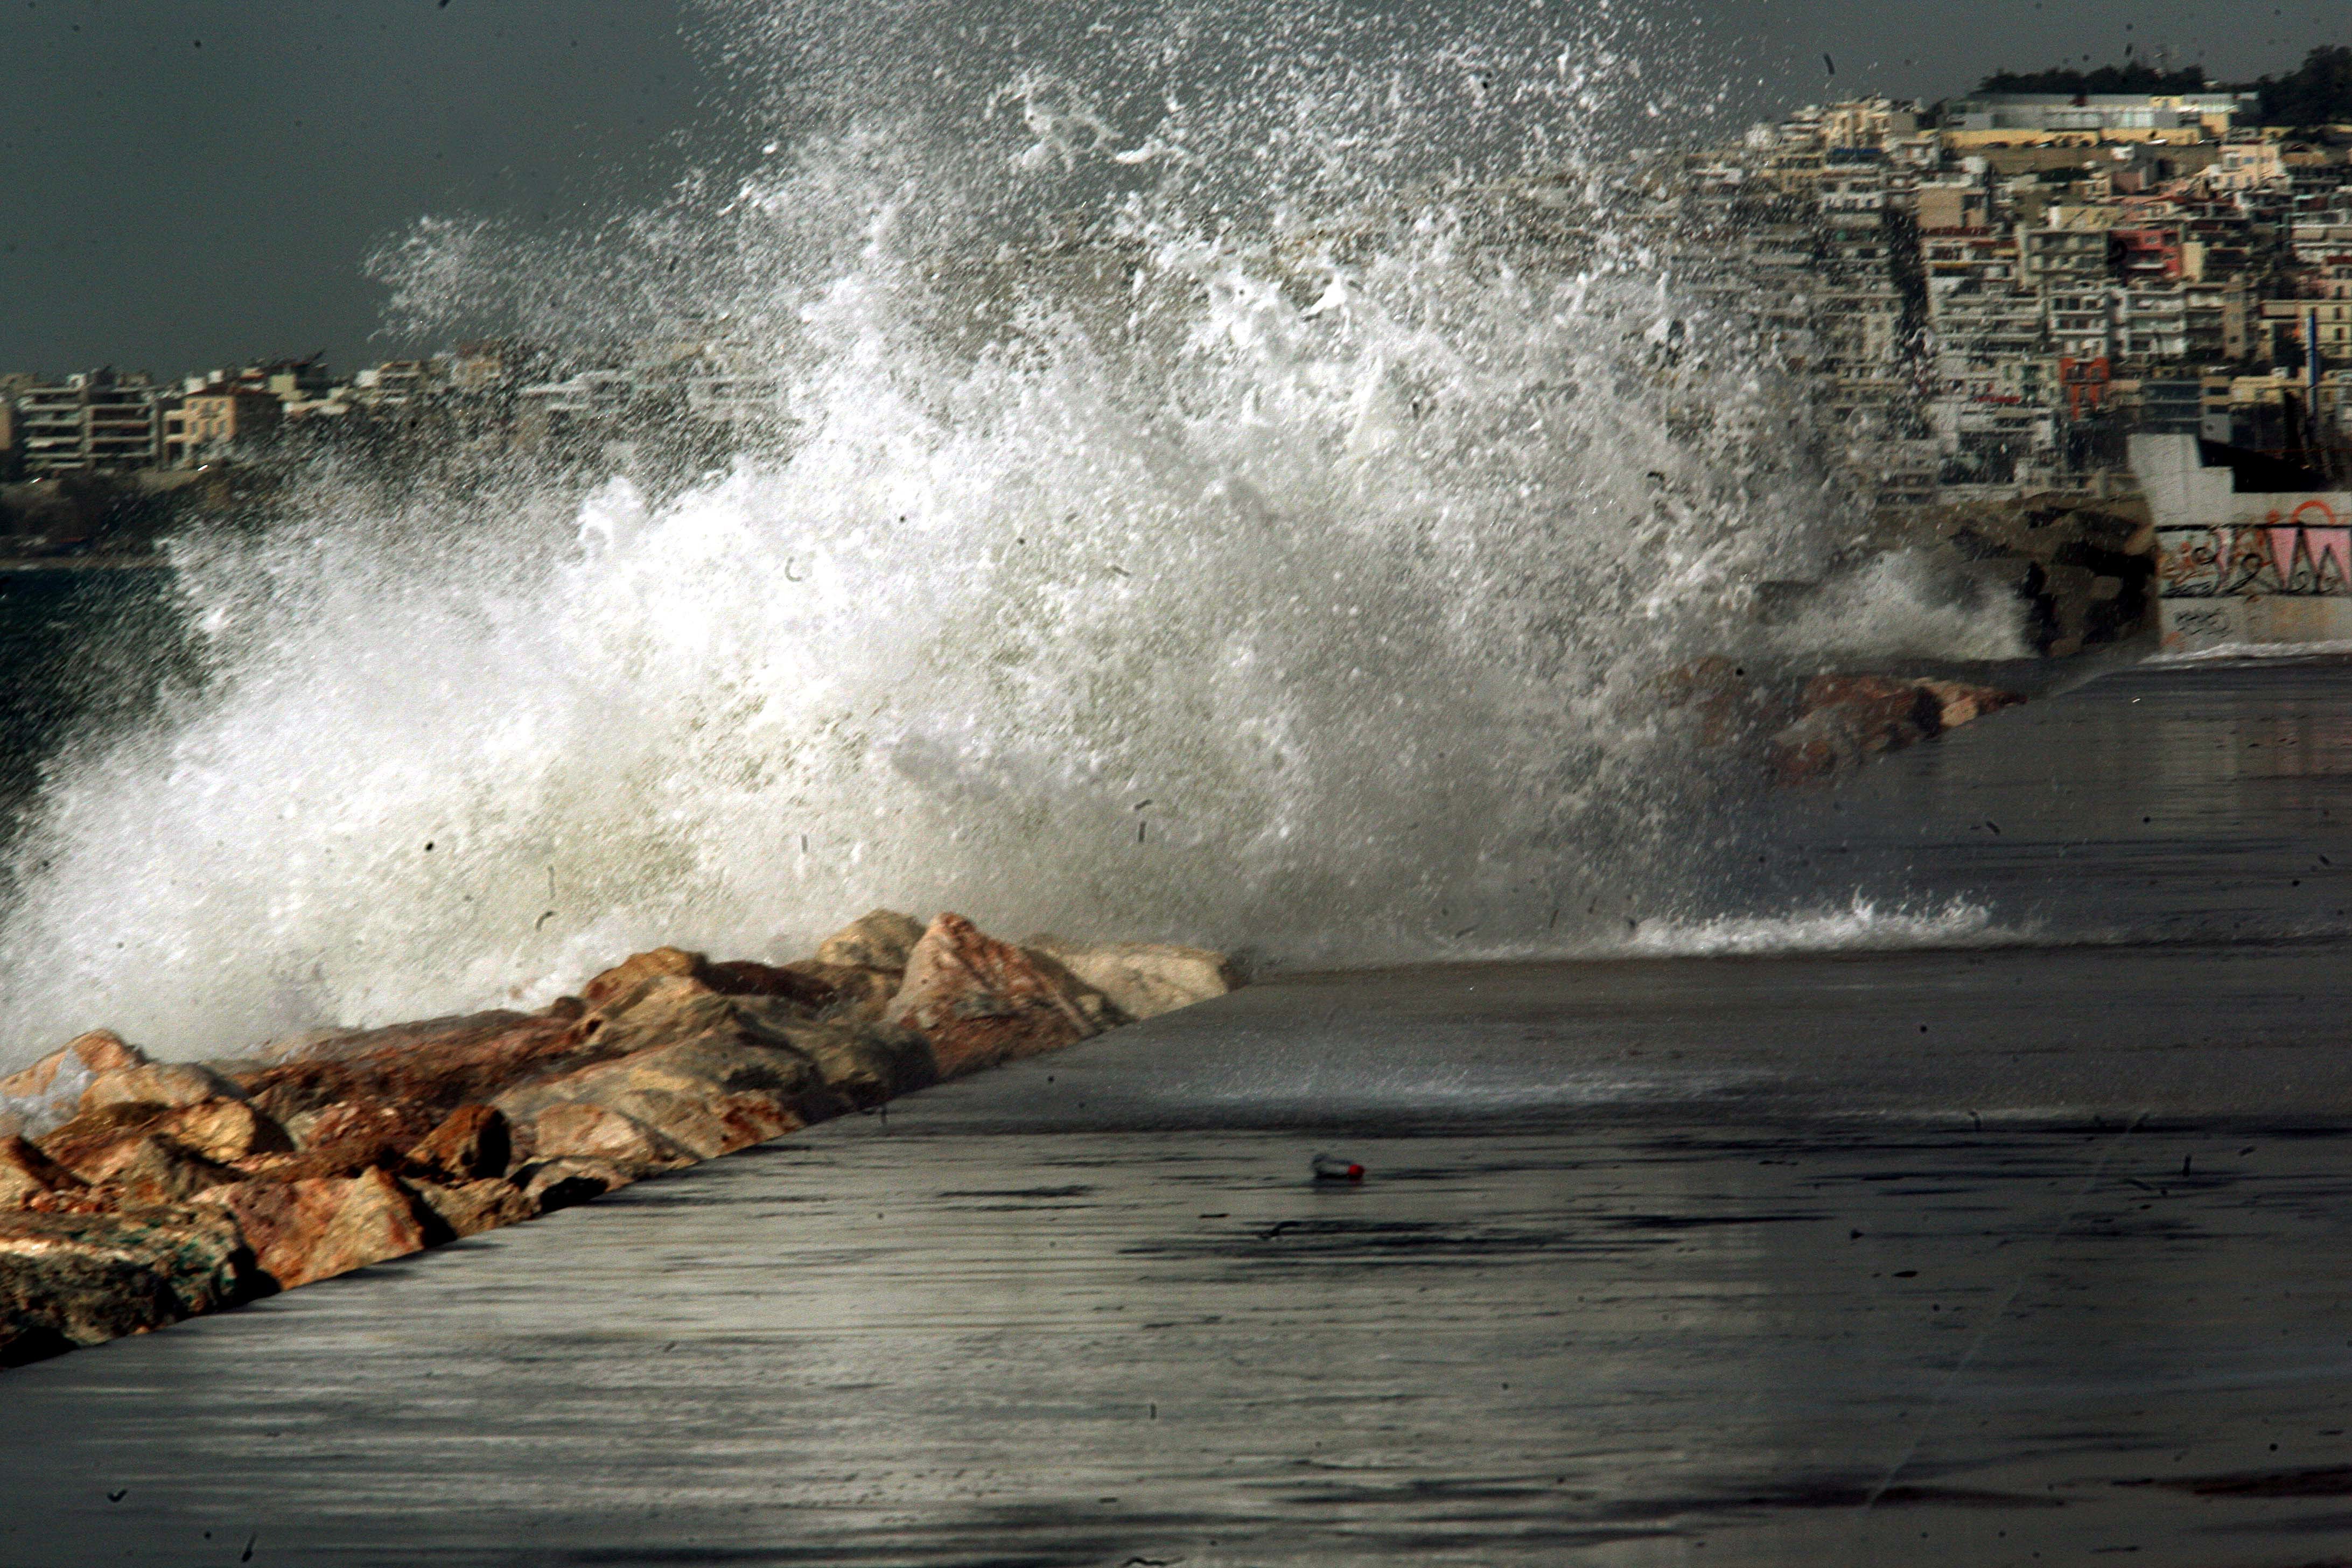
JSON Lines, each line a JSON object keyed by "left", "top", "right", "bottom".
{"left": 0, "top": 909, "right": 1236, "bottom": 1369}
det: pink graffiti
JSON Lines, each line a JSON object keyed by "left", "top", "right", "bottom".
{"left": 2311, "top": 527, "right": 2352, "bottom": 587}
{"left": 2264, "top": 526, "right": 2301, "bottom": 583}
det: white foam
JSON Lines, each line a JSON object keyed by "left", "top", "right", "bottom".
{"left": 0, "top": 5, "right": 2030, "bottom": 1064}
{"left": 2151, "top": 639, "right": 2352, "bottom": 666}
{"left": 1602, "top": 897, "right": 2027, "bottom": 958}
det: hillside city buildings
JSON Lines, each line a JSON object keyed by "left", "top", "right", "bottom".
{"left": 1641, "top": 88, "right": 2352, "bottom": 507}
{"left": 8, "top": 85, "right": 2352, "bottom": 514}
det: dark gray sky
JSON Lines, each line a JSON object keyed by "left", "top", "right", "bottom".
{"left": 1, "top": 0, "right": 2342, "bottom": 381}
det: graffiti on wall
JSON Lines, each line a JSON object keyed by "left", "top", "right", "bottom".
{"left": 2158, "top": 498, "right": 2352, "bottom": 598}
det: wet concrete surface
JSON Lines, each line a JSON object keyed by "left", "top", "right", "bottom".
{"left": 6, "top": 655, "right": 2352, "bottom": 1566}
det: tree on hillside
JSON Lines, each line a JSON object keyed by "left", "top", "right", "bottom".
{"left": 2256, "top": 46, "right": 2352, "bottom": 127}
{"left": 1976, "top": 63, "right": 2209, "bottom": 96}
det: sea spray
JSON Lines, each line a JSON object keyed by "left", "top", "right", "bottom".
{"left": 0, "top": 1, "right": 2012, "bottom": 1061}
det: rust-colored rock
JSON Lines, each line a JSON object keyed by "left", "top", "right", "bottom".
{"left": 888, "top": 913, "right": 1103, "bottom": 1077}
{"left": 579, "top": 947, "right": 706, "bottom": 1010}
{"left": 0, "top": 1031, "right": 149, "bottom": 1104}
{"left": 195, "top": 1177, "right": 348, "bottom": 1287}
{"left": 1772, "top": 674, "right": 2025, "bottom": 782}
{"left": 528, "top": 1104, "right": 690, "bottom": 1173}
{"left": 265, "top": 1100, "right": 431, "bottom": 1183}
{"left": 495, "top": 979, "right": 846, "bottom": 1158}
{"left": 516, "top": 1158, "right": 625, "bottom": 1212}
{"left": 1655, "top": 656, "right": 1776, "bottom": 749}
{"left": 403, "top": 1104, "right": 511, "bottom": 1182}
{"left": 150, "top": 1099, "right": 295, "bottom": 1164}
{"left": 782, "top": 962, "right": 900, "bottom": 1023}
{"left": 208, "top": 1169, "right": 431, "bottom": 1290}
{"left": 0, "top": 1136, "right": 86, "bottom": 1210}
{"left": 1020, "top": 937, "right": 1237, "bottom": 1023}
{"left": 406, "top": 1178, "right": 535, "bottom": 1240}
{"left": 39, "top": 1101, "right": 178, "bottom": 1182}
{"left": 4, "top": 912, "right": 1243, "bottom": 1370}
{"left": 1919, "top": 679, "right": 2026, "bottom": 732}
{"left": 237, "top": 1009, "right": 592, "bottom": 1138}
{"left": 0, "top": 1205, "right": 266, "bottom": 1367}
{"left": 579, "top": 946, "right": 837, "bottom": 1014}
{"left": 815, "top": 909, "right": 927, "bottom": 972}
{"left": 82, "top": 1061, "right": 246, "bottom": 1114}
{"left": 302, "top": 1168, "right": 434, "bottom": 1284}
{"left": 103, "top": 1136, "right": 242, "bottom": 1208}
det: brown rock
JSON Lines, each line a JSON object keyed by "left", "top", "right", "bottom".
{"left": 1771, "top": 675, "right": 2026, "bottom": 782}
{"left": 211, "top": 1170, "right": 431, "bottom": 1290}
{"left": 815, "top": 908, "right": 927, "bottom": 972}
{"left": 1919, "top": 679, "right": 2026, "bottom": 733}
{"left": 265, "top": 1100, "right": 427, "bottom": 1182}
{"left": 516, "top": 1158, "right": 624, "bottom": 1212}
{"left": 405, "top": 1178, "right": 535, "bottom": 1240}
{"left": 237, "top": 1008, "right": 589, "bottom": 1140}
{"left": 0, "top": 1136, "right": 86, "bottom": 1209}
{"left": 150, "top": 1099, "right": 295, "bottom": 1164}
{"left": 1654, "top": 656, "right": 1774, "bottom": 749}
{"left": 578, "top": 947, "right": 705, "bottom": 1010}
{"left": 305, "top": 1168, "right": 433, "bottom": 1282}
{"left": 1019, "top": 937, "right": 1237, "bottom": 1022}
{"left": 39, "top": 1102, "right": 177, "bottom": 1181}
{"left": 194, "top": 1177, "right": 347, "bottom": 1287}
{"left": 700, "top": 959, "right": 838, "bottom": 1011}
{"left": 787, "top": 1020, "right": 937, "bottom": 1109}
{"left": 0, "top": 1205, "right": 267, "bottom": 1367}
{"left": 83, "top": 1061, "right": 247, "bottom": 1114}
{"left": 1770, "top": 676, "right": 1941, "bottom": 782}
{"left": 403, "top": 1104, "right": 512, "bottom": 1182}
{"left": 887, "top": 913, "right": 1103, "bottom": 1077}
{"left": 0, "top": 1031, "right": 150, "bottom": 1103}
{"left": 528, "top": 1104, "right": 691, "bottom": 1173}
{"left": 783, "top": 962, "right": 900, "bottom": 1023}
{"left": 578, "top": 946, "right": 836, "bottom": 1015}
{"left": 103, "top": 1136, "right": 242, "bottom": 1208}
{"left": 495, "top": 982, "right": 845, "bottom": 1159}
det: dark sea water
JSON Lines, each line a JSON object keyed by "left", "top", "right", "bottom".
{"left": 0, "top": 565, "right": 179, "bottom": 888}
{"left": 2, "top": 652, "right": 2351, "bottom": 1565}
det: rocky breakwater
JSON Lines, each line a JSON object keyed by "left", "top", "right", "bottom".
{"left": 1660, "top": 660, "right": 2027, "bottom": 783}
{"left": 0, "top": 911, "right": 1237, "bottom": 1369}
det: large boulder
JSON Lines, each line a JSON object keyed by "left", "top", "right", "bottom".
{"left": 1770, "top": 675, "right": 2021, "bottom": 782}
{"left": 494, "top": 979, "right": 853, "bottom": 1159}
{"left": 527, "top": 1104, "right": 691, "bottom": 1174}
{"left": 39, "top": 1102, "right": 181, "bottom": 1183}
{"left": 0, "top": 1136, "right": 86, "bottom": 1210}
{"left": 782, "top": 962, "right": 900, "bottom": 1024}
{"left": 0, "top": 1205, "right": 267, "bottom": 1367}
{"left": 82, "top": 1061, "right": 247, "bottom": 1114}
{"left": 1019, "top": 937, "right": 1238, "bottom": 1022}
{"left": 406, "top": 1177, "right": 535, "bottom": 1240}
{"left": 579, "top": 947, "right": 837, "bottom": 1015}
{"left": 103, "top": 1137, "right": 243, "bottom": 1208}
{"left": 815, "top": 909, "right": 927, "bottom": 971}
{"left": 237, "top": 1007, "right": 595, "bottom": 1138}
{"left": 515, "top": 1158, "right": 627, "bottom": 1213}
{"left": 402, "top": 1104, "right": 512, "bottom": 1183}
{"left": 0, "top": 1031, "right": 148, "bottom": 1102}
{"left": 202, "top": 1169, "right": 434, "bottom": 1290}
{"left": 887, "top": 913, "right": 1105, "bottom": 1077}
{"left": 150, "top": 1099, "right": 295, "bottom": 1164}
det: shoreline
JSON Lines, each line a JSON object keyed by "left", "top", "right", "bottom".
{"left": 0, "top": 910, "right": 1237, "bottom": 1370}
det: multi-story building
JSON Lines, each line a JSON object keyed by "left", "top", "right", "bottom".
{"left": 1942, "top": 92, "right": 2253, "bottom": 144}
{"left": 15, "top": 370, "right": 160, "bottom": 473}
{"left": 162, "top": 382, "right": 283, "bottom": 466}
